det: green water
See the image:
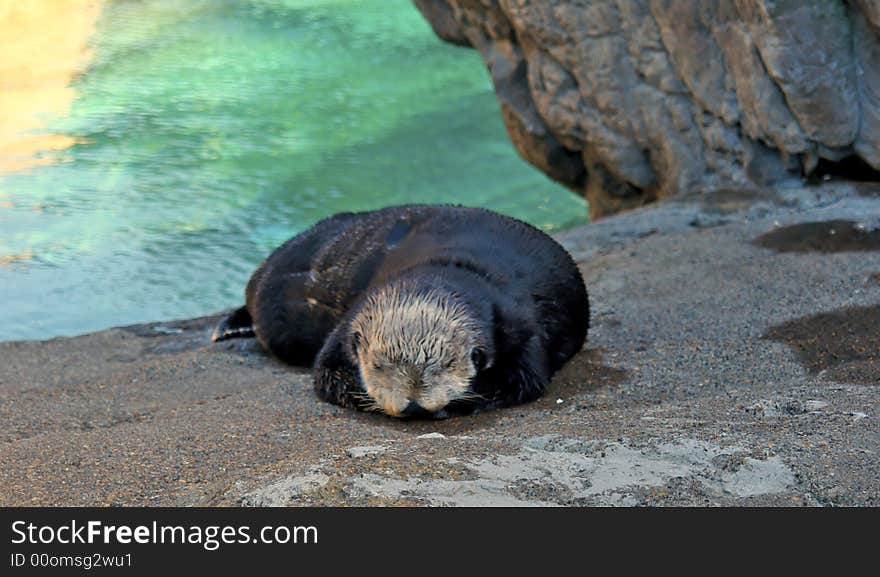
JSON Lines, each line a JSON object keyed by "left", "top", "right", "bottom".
{"left": 0, "top": 0, "right": 586, "bottom": 342}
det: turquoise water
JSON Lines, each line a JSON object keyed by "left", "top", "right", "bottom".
{"left": 0, "top": 0, "right": 586, "bottom": 342}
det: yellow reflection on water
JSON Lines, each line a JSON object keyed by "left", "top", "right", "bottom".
{"left": 0, "top": 250, "right": 35, "bottom": 269}
{"left": 0, "top": 0, "right": 103, "bottom": 173}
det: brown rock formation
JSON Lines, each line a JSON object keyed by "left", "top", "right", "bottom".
{"left": 414, "top": 0, "right": 880, "bottom": 218}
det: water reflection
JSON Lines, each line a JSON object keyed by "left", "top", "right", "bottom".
{"left": 0, "top": 0, "right": 102, "bottom": 172}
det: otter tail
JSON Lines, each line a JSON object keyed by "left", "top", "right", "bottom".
{"left": 211, "top": 306, "right": 255, "bottom": 342}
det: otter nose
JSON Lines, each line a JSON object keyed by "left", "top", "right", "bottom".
{"left": 400, "top": 401, "right": 432, "bottom": 419}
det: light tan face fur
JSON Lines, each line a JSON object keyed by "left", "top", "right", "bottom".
{"left": 351, "top": 284, "right": 482, "bottom": 417}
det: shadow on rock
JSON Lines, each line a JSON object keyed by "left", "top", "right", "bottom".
{"left": 538, "top": 348, "right": 628, "bottom": 406}
{"left": 122, "top": 313, "right": 243, "bottom": 357}
{"left": 753, "top": 220, "right": 880, "bottom": 253}
{"left": 699, "top": 187, "right": 787, "bottom": 215}
{"left": 856, "top": 183, "right": 880, "bottom": 197}
{"left": 347, "top": 399, "right": 503, "bottom": 436}
{"left": 139, "top": 310, "right": 271, "bottom": 359}
{"left": 763, "top": 305, "right": 880, "bottom": 385}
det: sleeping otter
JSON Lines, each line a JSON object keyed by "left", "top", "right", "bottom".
{"left": 213, "top": 205, "right": 589, "bottom": 419}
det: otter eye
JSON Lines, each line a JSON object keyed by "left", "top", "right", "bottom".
{"left": 471, "top": 347, "right": 487, "bottom": 371}
{"left": 372, "top": 362, "right": 382, "bottom": 371}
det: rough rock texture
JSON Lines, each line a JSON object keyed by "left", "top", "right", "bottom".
{"left": 1, "top": 181, "right": 878, "bottom": 506}
{"left": 414, "top": 0, "right": 880, "bottom": 219}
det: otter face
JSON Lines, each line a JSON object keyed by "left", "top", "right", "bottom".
{"left": 350, "top": 283, "right": 491, "bottom": 418}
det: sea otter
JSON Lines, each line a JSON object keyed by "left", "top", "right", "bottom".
{"left": 213, "top": 205, "right": 589, "bottom": 419}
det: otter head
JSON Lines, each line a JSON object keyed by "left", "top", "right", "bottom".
{"left": 349, "top": 281, "right": 492, "bottom": 418}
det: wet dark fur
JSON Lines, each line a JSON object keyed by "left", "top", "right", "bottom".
{"left": 214, "top": 205, "right": 589, "bottom": 416}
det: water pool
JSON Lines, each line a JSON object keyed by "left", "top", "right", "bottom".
{"left": 0, "top": 0, "right": 586, "bottom": 341}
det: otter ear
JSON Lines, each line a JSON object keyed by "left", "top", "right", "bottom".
{"left": 471, "top": 347, "right": 489, "bottom": 371}
{"left": 351, "top": 331, "right": 363, "bottom": 353}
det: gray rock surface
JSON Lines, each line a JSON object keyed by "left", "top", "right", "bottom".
{"left": 1, "top": 181, "right": 878, "bottom": 506}
{"left": 414, "top": 0, "right": 880, "bottom": 218}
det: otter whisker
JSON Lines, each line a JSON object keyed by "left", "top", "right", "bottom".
{"left": 348, "top": 391, "right": 387, "bottom": 415}
{"left": 457, "top": 391, "right": 487, "bottom": 402}
{"left": 348, "top": 392, "right": 372, "bottom": 404}
{"left": 360, "top": 401, "right": 383, "bottom": 414}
